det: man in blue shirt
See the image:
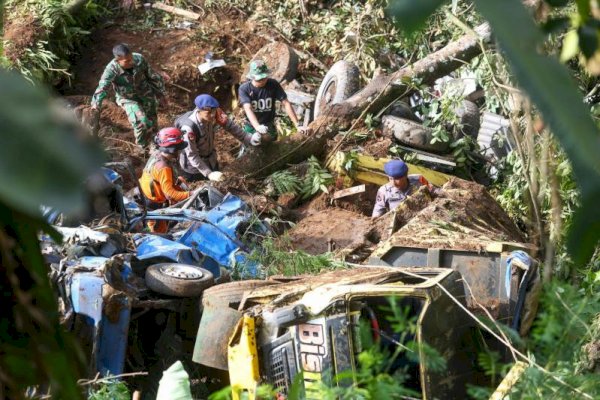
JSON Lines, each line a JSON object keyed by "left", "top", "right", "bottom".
{"left": 372, "top": 159, "right": 438, "bottom": 218}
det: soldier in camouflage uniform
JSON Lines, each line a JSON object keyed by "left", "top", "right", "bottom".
{"left": 90, "top": 43, "right": 166, "bottom": 147}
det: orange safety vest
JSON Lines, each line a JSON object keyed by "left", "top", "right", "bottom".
{"left": 139, "top": 153, "right": 190, "bottom": 204}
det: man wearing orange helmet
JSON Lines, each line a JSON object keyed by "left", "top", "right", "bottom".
{"left": 139, "top": 127, "right": 190, "bottom": 232}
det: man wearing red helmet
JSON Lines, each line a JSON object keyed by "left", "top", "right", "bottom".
{"left": 139, "top": 127, "right": 190, "bottom": 232}
{"left": 175, "top": 94, "right": 261, "bottom": 182}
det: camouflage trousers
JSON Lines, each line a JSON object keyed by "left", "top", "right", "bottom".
{"left": 119, "top": 97, "right": 158, "bottom": 146}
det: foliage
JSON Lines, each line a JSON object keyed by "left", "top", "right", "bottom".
{"left": 88, "top": 380, "right": 130, "bottom": 400}
{"left": 315, "top": 297, "right": 445, "bottom": 399}
{"left": 300, "top": 156, "right": 334, "bottom": 199}
{"left": 341, "top": 150, "right": 359, "bottom": 175}
{"left": 0, "top": 70, "right": 104, "bottom": 215}
{"left": 0, "top": 70, "right": 103, "bottom": 397}
{"left": 2, "top": 0, "right": 107, "bottom": 83}
{"left": 390, "top": 0, "right": 600, "bottom": 267}
{"left": 474, "top": 0, "right": 600, "bottom": 267}
{"left": 265, "top": 169, "right": 302, "bottom": 196}
{"left": 554, "top": 0, "right": 600, "bottom": 75}
{"left": 247, "top": 236, "right": 348, "bottom": 277}
{"left": 205, "top": 0, "right": 477, "bottom": 82}
{"left": 508, "top": 282, "right": 600, "bottom": 398}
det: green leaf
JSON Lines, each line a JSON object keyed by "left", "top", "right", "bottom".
{"left": 545, "top": 0, "right": 569, "bottom": 7}
{"left": 578, "top": 24, "right": 598, "bottom": 58}
{"left": 0, "top": 70, "right": 104, "bottom": 216}
{"left": 474, "top": 0, "right": 600, "bottom": 264}
{"left": 387, "top": 0, "right": 445, "bottom": 33}
{"left": 560, "top": 30, "right": 579, "bottom": 62}
{"left": 542, "top": 17, "right": 571, "bottom": 35}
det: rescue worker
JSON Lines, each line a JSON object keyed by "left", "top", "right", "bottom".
{"left": 139, "top": 127, "right": 190, "bottom": 232}
{"left": 175, "top": 94, "right": 262, "bottom": 182}
{"left": 90, "top": 43, "right": 167, "bottom": 147}
{"left": 238, "top": 60, "right": 310, "bottom": 143}
{"left": 372, "top": 159, "right": 437, "bottom": 218}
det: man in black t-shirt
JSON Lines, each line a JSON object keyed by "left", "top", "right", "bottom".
{"left": 238, "top": 60, "right": 310, "bottom": 142}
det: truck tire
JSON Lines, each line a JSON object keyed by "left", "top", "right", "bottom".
{"left": 381, "top": 115, "right": 450, "bottom": 153}
{"left": 385, "top": 100, "right": 422, "bottom": 123}
{"left": 145, "top": 263, "right": 214, "bottom": 297}
{"left": 243, "top": 42, "right": 299, "bottom": 83}
{"left": 201, "top": 279, "right": 279, "bottom": 308}
{"left": 452, "top": 100, "right": 480, "bottom": 139}
{"left": 314, "top": 60, "right": 360, "bottom": 118}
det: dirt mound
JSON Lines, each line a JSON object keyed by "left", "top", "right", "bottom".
{"left": 287, "top": 177, "right": 525, "bottom": 258}
{"left": 361, "top": 135, "right": 393, "bottom": 158}
{"left": 386, "top": 178, "right": 525, "bottom": 251}
{"left": 286, "top": 209, "right": 372, "bottom": 255}
{"left": 3, "top": 15, "right": 40, "bottom": 64}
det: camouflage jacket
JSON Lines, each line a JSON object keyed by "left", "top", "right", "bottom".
{"left": 91, "top": 53, "right": 165, "bottom": 108}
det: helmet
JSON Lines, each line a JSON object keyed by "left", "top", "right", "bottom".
{"left": 383, "top": 159, "right": 408, "bottom": 178}
{"left": 155, "top": 127, "right": 187, "bottom": 153}
{"left": 194, "top": 94, "right": 219, "bottom": 109}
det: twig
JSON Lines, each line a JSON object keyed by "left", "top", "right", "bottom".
{"left": 168, "top": 81, "right": 192, "bottom": 93}
{"left": 554, "top": 290, "right": 592, "bottom": 337}
{"left": 78, "top": 371, "right": 148, "bottom": 386}
{"left": 324, "top": 79, "right": 411, "bottom": 167}
{"left": 398, "top": 269, "right": 595, "bottom": 400}
{"left": 463, "top": 279, "right": 518, "bottom": 362}
{"left": 224, "top": 32, "right": 253, "bottom": 55}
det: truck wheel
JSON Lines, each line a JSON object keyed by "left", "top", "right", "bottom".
{"left": 385, "top": 100, "right": 422, "bottom": 123}
{"left": 452, "top": 100, "right": 480, "bottom": 139}
{"left": 314, "top": 60, "right": 360, "bottom": 118}
{"left": 145, "top": 263, "right": 214, "bottom": 297}
{"left": 382, "top": 115, "right": 450, "bottom": 153}
{"left": 201, "top": 279, "right": 279, "bottom": 308}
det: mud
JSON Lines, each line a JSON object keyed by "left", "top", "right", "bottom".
{"left": 384, "top": 178, "right": 525, "bottom": 251}
{"left": 58, "top": 12, "right": 269, "bottom": 188}
{"left": 3, "top": 15, "right": 40, "bottom": 64}
{"left": 286, "top": 209, "right": 372, "bottom": 255}
{"left": 286, "top": 177, "right": 525, "bottom": 258}
{"left": 360, "top": 135, "right": 393, "bottom": 158}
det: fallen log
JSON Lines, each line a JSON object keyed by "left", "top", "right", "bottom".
{"left": 227, "top": 23, "right": 491, "bottom": 178}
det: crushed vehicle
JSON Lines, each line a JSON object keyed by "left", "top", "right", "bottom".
{"left": 42, "top": 165, "right": 269, "bottom": 396}
{"left": 194, "top": 266, "right": 524, "bottom": 400}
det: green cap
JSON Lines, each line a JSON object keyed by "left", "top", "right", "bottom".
{"left": 247, "top": 60, "right": 270, "bottom": 80}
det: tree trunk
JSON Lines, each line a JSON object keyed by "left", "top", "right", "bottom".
{"left": 228, "top": 23, "right": 492, "bottom": 178}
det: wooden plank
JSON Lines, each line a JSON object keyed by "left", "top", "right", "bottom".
{"left": 332, "top": 184, "right": 366, "bottom": 200}
{"left": 150, "top": 2, "right": 201, "bottom": 20}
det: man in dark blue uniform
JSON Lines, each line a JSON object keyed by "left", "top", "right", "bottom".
{"left": 372, "top": 159, "right": 438, "bottom": 218}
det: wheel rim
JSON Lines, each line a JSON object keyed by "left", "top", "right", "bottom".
{"left": 159, "top": 264, "right": 203, "bottom": 280}
{"left": 322, "top": 80, "right": 337, "bottom": 110}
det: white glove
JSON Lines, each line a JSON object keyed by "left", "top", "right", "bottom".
{"left": 207, "top": 171, "right": 224, "bottom": 182}
{"left": 250, "top": 132, "right": 262, "bottom": 146}
{"left": 297, "top": 125, "right": 312, "bottom": 135}
{"left": 256, "top": 125, "right": 268, "bottom": 134}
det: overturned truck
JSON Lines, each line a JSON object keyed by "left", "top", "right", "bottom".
{"left": 193, "top": 175, "right": 539, "bottom": 399}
